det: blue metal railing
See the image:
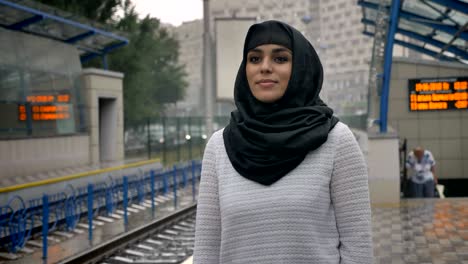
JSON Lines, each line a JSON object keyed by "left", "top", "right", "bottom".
{"left": 0, "top": 160, "right": 201, "bottom": 256}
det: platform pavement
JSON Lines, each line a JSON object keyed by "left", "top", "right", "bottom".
{"left": 182, "top": 198, "right": 468, "bottom": 264}
{"left": 1, "top": 187, "right": 197, "bottom": 264}
{"left": 0, "top": 157, "right": 153, "bottom": 188}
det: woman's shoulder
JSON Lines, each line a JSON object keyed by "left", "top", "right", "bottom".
{"left": 327, "top": 121, "right": 363, "bottom": 153}
{"left": 209, "top": 128, "right": 225, "bottom": 142}
{"left": 329, "top": 121, "right": 354, "bottom": 139}
{"left": 204, "top": 128, "right": 225, "bottom": 150}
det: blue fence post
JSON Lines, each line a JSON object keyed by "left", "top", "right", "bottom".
{"left": 42, "top": 194, "right": 49, "bottom": 261}
{"left": 123, "top": 176, "right": 128, "bottom": 226}
{"left": 163, "top": 172, "right": 168, "bottom": 195}
{"left": 105, "top": 186, "right": 112, "bottom": 216}
{"left": 87, "top": 184, "right": 93, "bottom": 243}
{"left": 65, "top": 184, "right": 78, "bottom": 231}
{"left": 182, "top": 166, "right": 187, "bottom": 189}
{"left": 150, "top": 170, "right": 155, "bottom": 216}
{"left": 173, "top": 165, "right": 178, "bottom": 209}
{"left": 136, "top": 170, "right": 144, "bottom": 205}
{"left": 191, "top": 160, "right": 196, "bottom": 202}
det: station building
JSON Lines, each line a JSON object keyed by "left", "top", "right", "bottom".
{"left": 0, "top": 0, "right": 128, "bottom": 181}
{"left": 360, "top": 0, "right": 468, "bottom": 200}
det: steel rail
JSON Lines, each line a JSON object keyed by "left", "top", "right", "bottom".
{"left": 58, "top": 203, "right": 197, "bottom": 264}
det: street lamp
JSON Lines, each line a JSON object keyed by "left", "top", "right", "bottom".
{"left": 203, "top": 0, "right": 214, "bottom": 138}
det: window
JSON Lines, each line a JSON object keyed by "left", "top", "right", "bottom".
{"left": 246, "top": 7, "right": 259, "bottom": 12}
{"left": 296, "top": 11, "right": 306, "bottom": 17}
{"left": 0, "top": 66, "right": 21, "bottom": 102}
{"left": 273, "top": 13, "right": 283, "bottom": 18}
{"left": 0, "top": 36, "right": 86, "bottom": 138}
{"left": 212, "top": 10, "right": 224, "bottom": 16}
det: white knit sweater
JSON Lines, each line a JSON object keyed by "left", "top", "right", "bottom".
{"left": 193, "top": 122, "right": 373, "bottom": 264}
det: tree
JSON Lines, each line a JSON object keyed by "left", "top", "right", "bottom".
{"left": 37, "top": 0, "right": 122, "bottom": 23}
{"left": 36, "top": 0, "right": 188, "bottom": 126}
{"left": 110, "top": 2, "right": 187, "bottom": 126}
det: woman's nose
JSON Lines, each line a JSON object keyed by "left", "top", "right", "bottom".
{"left": 260, "top": 58, "right": 272, "bottom": 73}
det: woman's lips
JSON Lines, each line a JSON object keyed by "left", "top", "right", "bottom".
{"left": 257, "top": 80, "right": 277, "bottom": 88}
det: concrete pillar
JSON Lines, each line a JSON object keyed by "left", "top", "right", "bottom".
{"left": 367, "top": 132, "right": 400, "bottom": 204}
{"left": 82, "top": 68, "right": 124, "bottom": 165}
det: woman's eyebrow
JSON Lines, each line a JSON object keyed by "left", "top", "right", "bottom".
{"left": 248, "top": 48, "right": 292, "bottom": 54}
{"left": 272, "top": 48, "right": 292, "bottom": 54}
{"left": 248, "top": 48, "right": 263, "bottom": 54}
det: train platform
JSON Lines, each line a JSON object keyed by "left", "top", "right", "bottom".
{"left": 1, "top": 188, "right": 197, "bottom": 264}
{"left": 372, "top": 198, "right": 468, "bottom": 264}
{"left": 1, "top": 161, "right": 466, "bottom": 264}
{"left": 182, "top": 198, "right": 468, "bottom": 264}
{"left": 0, "top": 157, "right": 149, "bottom": 189}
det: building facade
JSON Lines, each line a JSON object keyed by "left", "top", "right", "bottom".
{"left": 167, "top": 20, "right": 204, "bottom": 116}
{"left": 318, "top": 1, "right": 373, "bottom": 114}
{"left": 170, "top": 1, "right": 446, "bottom": 118}
{"left": 0, "top": 2, "right": 126, "bottom": 181}
{"left": 170, "top": 0, "right": 379, "bottom": 116}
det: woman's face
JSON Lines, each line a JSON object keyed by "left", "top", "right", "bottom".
{"left": 246, "top": 44, "right": 292, "bottom": 103}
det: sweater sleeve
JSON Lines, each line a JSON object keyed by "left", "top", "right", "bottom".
{"left": 193, "top": 133, "right": 221, "bottom": 264}
{"left": 330, "top": 125, "right": 374, "bottom": 264}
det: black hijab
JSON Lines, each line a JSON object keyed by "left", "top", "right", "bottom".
{"left": 223, "top": 20, "right": 339, "bottom": 186}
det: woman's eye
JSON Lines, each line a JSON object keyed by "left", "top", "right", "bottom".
{"left": 248, "top": 56, "right": 260, "bottom": 63}
{"left": 274, "top": 56, "right": 289, "bottom": 63}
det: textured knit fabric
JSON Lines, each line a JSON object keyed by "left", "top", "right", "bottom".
{"left": 194, "top": 122, "right": 373, "bottom": 264}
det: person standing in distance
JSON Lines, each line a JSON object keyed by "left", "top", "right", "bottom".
{"left": 194, "top": 20, "right": 374, "bottom": 264}
{"left": 406, "top": 146, "right": 438, "bottom": 198}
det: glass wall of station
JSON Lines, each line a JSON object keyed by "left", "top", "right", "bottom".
{"left": 0, "top": 28, "right": 86, "bottom": 138}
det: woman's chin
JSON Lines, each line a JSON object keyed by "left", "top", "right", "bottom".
{"left": 253, "top": 93, "right": 282, "bottom": 104}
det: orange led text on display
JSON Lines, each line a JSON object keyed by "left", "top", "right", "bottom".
{"left": 454, "top": 81, "right": 468, "bottom": 90}
{"left": 409, "top": 78, "right": 468, "bottom": 111}
{"left": 26, "top": 94, "right": 70, "bottom": 103}
{"left": 18, "top": 94, "right": 72, "bottom": 121}
{"left": 414, "top": 82, "right": 450, "bottom": 92}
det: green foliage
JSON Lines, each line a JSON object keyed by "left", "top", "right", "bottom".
{"left": 36, "top": 0, "right": 188, "bottom": 126}
{"left": 36, "top": 0, "right": 122, "bottom": 23}
{"left": 110, "top": 4, "right": 187, "bottom": 126}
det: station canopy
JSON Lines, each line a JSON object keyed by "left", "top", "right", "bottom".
{"left": 359, "top": 0, "right": 468, "bottom": 64}
{"left": 0, "top": 0, "right": 128, "bottom": 63}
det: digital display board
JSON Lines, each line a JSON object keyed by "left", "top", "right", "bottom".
{"left": 408, "top": 77, "right": 468, "bottom": 111}
{"left": 18, "top": 94, "right": 72, "bottom": 121}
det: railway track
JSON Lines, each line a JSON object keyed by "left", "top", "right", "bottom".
{"left": 59, "top": 204, "right": 197, "bottom": 264}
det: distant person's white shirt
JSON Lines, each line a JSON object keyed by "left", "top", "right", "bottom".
{"left": 406, "top": 150, "right": 435, "bottom": 184}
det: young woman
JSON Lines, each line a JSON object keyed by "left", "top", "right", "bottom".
{"left": 194, "top": 20, "right": 373, "bottom": 264}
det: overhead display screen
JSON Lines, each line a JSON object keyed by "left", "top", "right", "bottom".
{"left": 408, "top": 77, "right": 468, "bottom": 111}
{"left": 18, "top": 93, "right": 72, "bottom": 121}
